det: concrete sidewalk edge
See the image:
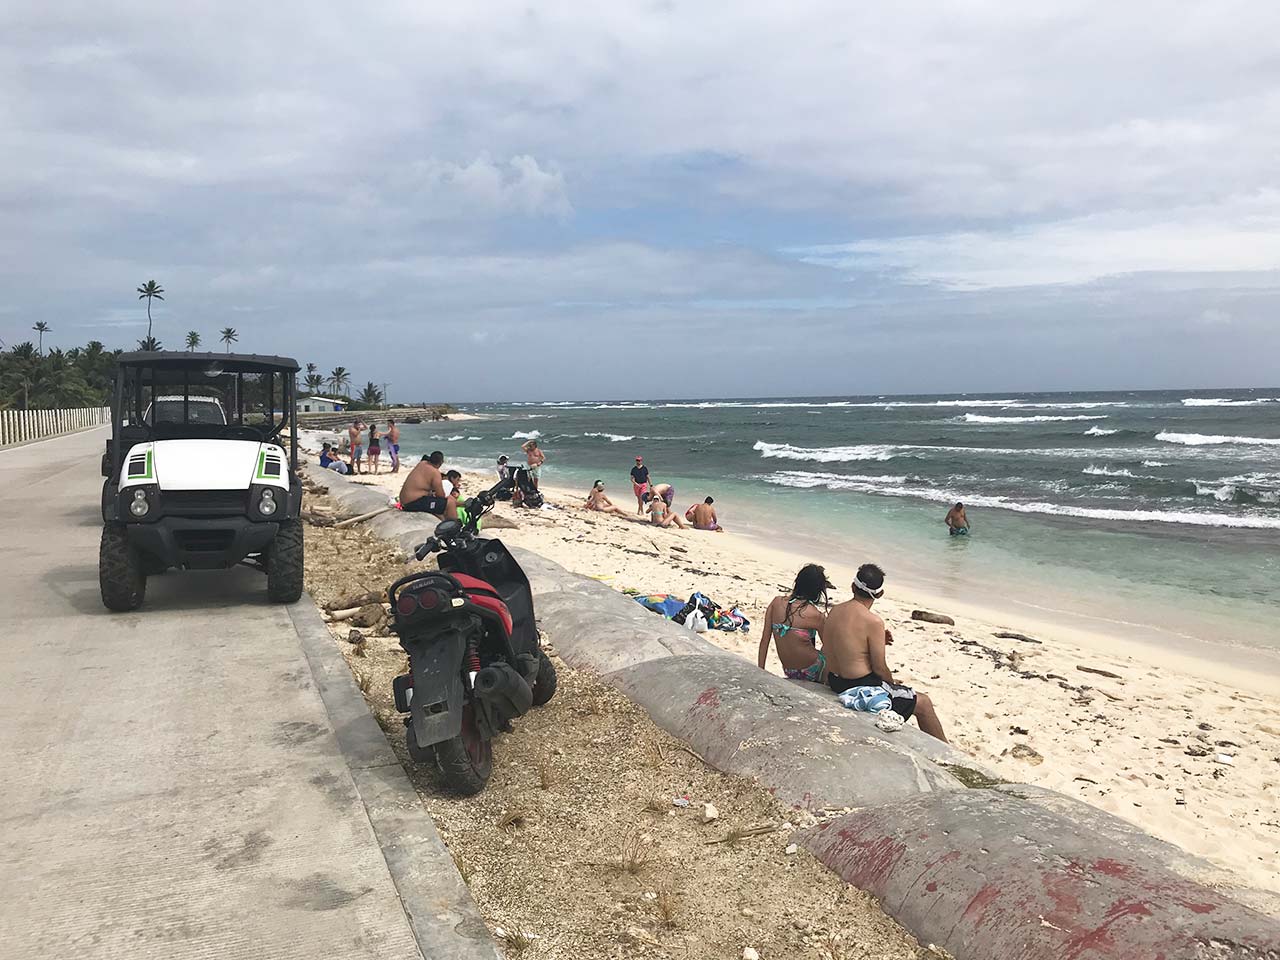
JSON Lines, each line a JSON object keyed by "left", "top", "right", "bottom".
{"left": 288, "top": 597, "right": 500, "bottom": 960}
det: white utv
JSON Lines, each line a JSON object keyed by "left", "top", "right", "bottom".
{"left": 99, "top": 352, "right": 305, "bottom": 611}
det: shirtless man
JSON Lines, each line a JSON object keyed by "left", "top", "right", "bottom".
{"left": 347, "top": 420, "right": 365, "bottom": 474}
{"left": 821, "top": 564, "right": 947, "bottom": 741}
{"left": 387, "top": 419, "right": 401, "bottom": 473}
{"left": 944, "top": 502, "right": 970, "bottom": 536}
{"left": 523, "top": 439, "right": 545, "bottom": 489}
{"left": 398, "top": 450, "right": 456, "bottom": 519}
{"left": 686, "top": 496, "right": 724, "bottom": 532}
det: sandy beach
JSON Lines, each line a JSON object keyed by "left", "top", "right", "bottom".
{"left": 308, "top": 446, "right": 1280, "bottom": 903}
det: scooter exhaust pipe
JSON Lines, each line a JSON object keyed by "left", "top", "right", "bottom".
{"left": 471, "top": 663, "right": 534, "bottom": 738}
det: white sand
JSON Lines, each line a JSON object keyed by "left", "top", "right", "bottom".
{"left": 321, "top": 456, "right": 1280, "bottom": 898}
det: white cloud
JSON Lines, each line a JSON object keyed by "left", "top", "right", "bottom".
{"left": 402, "top": 153, "right": 571, "bottom": 219}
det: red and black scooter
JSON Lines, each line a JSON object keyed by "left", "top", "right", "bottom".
{"left": 388, "top": 478, "right": 556, "bottom": 794}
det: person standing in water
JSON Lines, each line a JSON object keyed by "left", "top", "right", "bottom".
{"left": 944, "top": 502, "right": 970, "bottom": 536}
{"left": 387, "top": 419, "right": 401, "bottom": 473}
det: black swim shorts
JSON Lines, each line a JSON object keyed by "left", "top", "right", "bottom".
{"left": 402, "top": 495, "right": 448, "bottom": 515}
{"left": 827, "top": 671, "right": 917, "bottom": 720}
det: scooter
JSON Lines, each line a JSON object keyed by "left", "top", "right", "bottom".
{"left": 388, "top": 478, "right": 556, "bottom": 794}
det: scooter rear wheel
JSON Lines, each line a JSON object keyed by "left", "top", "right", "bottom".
{"left": 429, "top": 703, "right": 493, "bottom": 795}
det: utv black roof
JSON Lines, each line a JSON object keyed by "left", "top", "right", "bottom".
{"left": 115, "top": 351, "right": 301, "bottom": 373}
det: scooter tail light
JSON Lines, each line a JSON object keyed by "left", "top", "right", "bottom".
{"left": 396, "top": 594, "right": 419, "bottom": 617}
{"left": 418, "top": 589, "right": 441, "bottom": 610}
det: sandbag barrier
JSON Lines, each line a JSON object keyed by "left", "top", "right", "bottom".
{"left": 305, "top": 463, "right": 1280, "bottom": 959}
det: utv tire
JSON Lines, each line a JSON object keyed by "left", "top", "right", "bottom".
{"left": 266, "top": 519, "right": 304, "bottom": 603}
{"left": 429, "top": 705, "right": 493, "bottom": 795}
{"left": 100, "top": 482, "right": 116, "bottom": 524}
{"left": 99, "top": 524, "right": 146, "bottom": 612}
{"left": 531, "top": 650, "right": 558, "bottom": 707}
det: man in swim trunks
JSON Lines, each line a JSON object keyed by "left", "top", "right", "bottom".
{"left": 944, "top": 502, "right": 969, "bottom": 536}
{"left": 523, "top": 439, "right": 545, "bottom": 489}
{"left": 348, "top": 420, "right": 365, "bottom": 474}
{"left": 821, "top": 563, "right": 948, "bottom": 741}
{"left": 398, "top": 450, "right": 457, "bottom": 519}
{"left": 630, "top": 456, "right": 650, "bottom": 513}
{"left": 387, "top": 419, "right": 401, "bottom": 473}
{"left": 650, "top": 481, "right": 675, "bottom": 508}
{"left": 686, "top": 496, "right": 724, "bottom": 532}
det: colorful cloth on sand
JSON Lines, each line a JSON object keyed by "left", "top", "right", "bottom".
{"left": 634, "top": 591, "right": 751, "bottom": 633}
{"left": 837, "top": 686, "right": 893, "bottom": 713}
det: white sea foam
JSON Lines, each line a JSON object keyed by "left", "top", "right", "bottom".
{"left": 509, "top": 430, "right": 542, "bottom": 439}
{"left": 1084, "top": 426, "right": 1118, "bottom": 436}
{"left": 753, "top": 440, "right": 906, "bottom": 462}
{"left": 1083, "top": 465, "right": 1137, "bottom": 478}
{"left": 961, "top": 413, "right": 1107, "bottom": 424}
{"left": 1193, "top": 482, "right": 1237, "bottom": 502}
{"left": 467, "top": 436, "right": 482, "bottom": 441}
{"left": 763, "top": 471, "right": 1280, "bottom": 529}
{"left": 1156, "top": 431, "right": 1280, "bottom": 447}
{"left": 584, "top": 432, "right": 636, "bottom": 442}
{"left": 1181, "top": 397, "right": 1278, "bottom": 406}
{"left": 1141, "top": 460, "right": 1169, "bottom": 468}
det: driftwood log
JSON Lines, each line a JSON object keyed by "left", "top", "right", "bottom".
{"left": 911, "top": 609, "right": 956, "bottom": 626}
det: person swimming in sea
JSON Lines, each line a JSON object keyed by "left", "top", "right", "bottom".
{"left": 757, "top": 564, "right": 831, "bottom": 684}
{"left": 944, "top": 502, "right": 970, "bottom": 536}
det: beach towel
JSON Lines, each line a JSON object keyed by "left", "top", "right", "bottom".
{"left": 837, "top": 685, "right": 892, "bottom": 714}
{"left": 634, "top": 593, "right": 688, "bottom": 619}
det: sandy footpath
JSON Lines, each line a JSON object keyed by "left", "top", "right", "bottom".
{"left": 312, "top": 452, "right": 1280, "bottom": 900}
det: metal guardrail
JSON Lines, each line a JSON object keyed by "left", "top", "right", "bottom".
{"left": 0, "top": 406, "right": 110, "bottom": 447}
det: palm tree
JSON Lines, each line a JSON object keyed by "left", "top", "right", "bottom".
{"left": 306, "top": 362, "right": 318, "bottom": 379}
{"left": 185, "top": 331, "right": 201, "bottom": 351}
{"left": 32, "top": 321, "right": 50, "bottom": 354}
{"left": 358, "top": 381, "right": 384, "bottom": 405}
{"left": 328, "top": 367, "right": 350, "bottom": 397}
{"left": 303, "top": 372, "right": 324, "bottom": 394}
{"left": 136, "top": 336, "right": 162, "bottom": 352}
{"left": 219, "top": 327, "right": 238, "bottom": 353}
{"left": 136, "top": 280, "right": 165, "bottom": 340}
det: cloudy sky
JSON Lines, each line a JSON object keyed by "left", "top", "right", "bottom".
{"left": 3, "top": 1, "right": 1279, "bottom": 400}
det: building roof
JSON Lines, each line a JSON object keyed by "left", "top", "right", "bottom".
{"left": 115, "top": 351, "right": 300, "bottom": 373}
{"left": 298, "top": 396, "right": 344, "bottom": 404}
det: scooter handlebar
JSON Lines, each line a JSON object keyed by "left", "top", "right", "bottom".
{"left": 413, "top": 537, "right": 438, "bottom": 561}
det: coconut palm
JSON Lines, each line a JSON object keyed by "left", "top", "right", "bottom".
{"left": 303, "top": 372, "right": 324, "bottom": 394}
{"left": 219, "top": 327, "right": 238, "bottom": 353}
{"left": 358, "top": 381, "right": 383, "bottom": 405}
{"left": 328, "top": 367, "right": 350, "bottom": 397}
{"left": 306, "top": 362, "right": 318, "bottom": 378}
{"left": 32, "top": 322, "right": 50, "bottom": 355}
{"left": 136, "top": 336, "right": 162, "bottom": 352}
{"left": 185, "top": 331, "right": 201, "bottom": 351}
{"left": 136, "top": 280, "right": 165, "bottom": 340}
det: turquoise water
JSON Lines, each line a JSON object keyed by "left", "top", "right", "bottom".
{"left": 392, "top": 389, "right": 1280, "bottom": 662}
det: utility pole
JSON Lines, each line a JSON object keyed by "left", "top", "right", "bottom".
{"left": 381, "top": 382, "right": 390, "bottom": 410}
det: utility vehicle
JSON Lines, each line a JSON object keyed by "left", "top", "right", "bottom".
{"left": 98, "top": 352, "right": 304, "bottom": 611}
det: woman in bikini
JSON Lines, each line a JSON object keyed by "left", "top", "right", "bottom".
{"left": 367, "top": 422, "right": 382, "bottom": 475}
{"left": 584, "top": 480, "right": 633, "bottom": 518}
{"left": 757, "top": 564, "right": 833, "bottom": 684}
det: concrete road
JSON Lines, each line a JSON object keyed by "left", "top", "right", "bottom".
{"left": 0, "top": 429, "right": 486, "bottom": 959}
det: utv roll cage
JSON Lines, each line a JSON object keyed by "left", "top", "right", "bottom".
{"left": 105, "top": 352, "right": 301, "bottom": 482}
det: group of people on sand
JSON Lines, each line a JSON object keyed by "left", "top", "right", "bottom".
{"left": 758, "top": 562, "right": 948, "bottom": 742}
{"left": 583, "top": 454, "right": 724, "bottom": 532}
{"left": 318, "top": 419, "right": 402, "bottom": 476}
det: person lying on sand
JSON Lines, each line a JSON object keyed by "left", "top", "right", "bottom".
{"left": 945, "top": 502, "right": 970, "bottom": 536}
{"left": 758, "top": 564, "right": 830, "bottom": 683}
{"left": 398, "top": 450, "right": 457, "bottom": 519}
{"left": 584, "top": 480, "right": 633, "bottom": 517}
{"left": 686, "top": 496, "right": 725, "bottom": 532}
{"left": 645, "top": 490, "right": 686, "bottom": 528}
{"left": 822, "top": 564, "right": 948, "bottom": 742}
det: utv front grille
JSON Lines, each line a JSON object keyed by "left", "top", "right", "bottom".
{"left": 164, "top": 490, "right": 247, "bottom": 516}
{"left": 174, "top": 529, "right": 237, "bottom": 554}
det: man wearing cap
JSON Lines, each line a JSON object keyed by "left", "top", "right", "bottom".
{"left": 821, "top": 563, "right": 948, "bottom": 742}
{"left": 630, "top": 456, "right": 651, "bottom": 514}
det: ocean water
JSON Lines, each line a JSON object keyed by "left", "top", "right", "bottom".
{"left": 391, "top": 389, "right": 1280, "bottom": 663}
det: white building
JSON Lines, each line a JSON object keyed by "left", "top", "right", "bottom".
{"left": 296, "top": 396, "right": 346, "bottom": 414}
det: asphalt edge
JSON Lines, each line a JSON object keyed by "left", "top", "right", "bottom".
{"left": 288, "top": 596, "right": 501, "bottom": 960}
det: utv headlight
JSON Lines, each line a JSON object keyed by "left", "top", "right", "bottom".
{"left": 258, "top": 488, "right": 277, "bottom": 516}
{"left": 129, "top": 489, "right": 150, "bottom": 517}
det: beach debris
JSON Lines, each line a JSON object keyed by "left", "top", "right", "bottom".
{"left": 1159, "top": 737, "right": 1180, "bottom": 745}
{"left": 702, "top": 802, "right": 719, "bottom": 823}
{"left": 911, "top": 609, "right": 955, "bottom": 625}
{"left": 1197, "top": 722, "right": 1214, "bottom": 731}
{"left": 327, "top": 590, "right": 382, "bottom": 611}
{"left": 875, "top": 712, "right": 905, "bottom": 732}
{"left": 1010, "top": 726, "right": 1030, "bottom": 735}
{"left": 334, "top": 506, "right": 393, "bottom": 528}
{"left": 785, "top": 843, "right": 798, "bottom": 855}
{"left": 706, "top": 823, "right": 780, "bottom": 845}
{"left": 1009, "top": 744, "right": 1044, "bottom": 765}
{"left": 672, "top": 797, "right": 690, "bottom": 808}
{"left": 1073, "top": 776, "right": 1098, "bottom": 784}
{"left": 743, "top": 948, "right": 761, "bottom": 960}
{"left": 1184, "top": 745, "right": 1211, "bottom": 757}
{"left": 1077, "top": 665, "right": 1124, "bottom": 680}
{"left": 994, "top": 631, "right": 1042, "bottom": 644}
{"left": 1214, "top": 754, "right": 1235, "bottom": 766}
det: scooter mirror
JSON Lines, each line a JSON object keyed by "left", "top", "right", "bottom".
{"left": 434, "top": 519, "right": 463, "bottom": 540}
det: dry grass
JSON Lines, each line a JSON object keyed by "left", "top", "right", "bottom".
{"left": 642, "top": 795, "right": 669, "bottom": 814}
{"left": 500, "top": 928, "right": 538, "bottom": 954}
{"left": 451, "top": 851, "right": 473, "bottom": 886}
{"left": 357, "top": 673, "right": 373, "bottom": 696}
{"left": 498, "top": 808, "right": 528, "bottom": 832}
{"left": 618, "top": 829, "right": 654, "bottom": 876}
{"left": 654, "top": 885, "right": 680, "bottom": 928}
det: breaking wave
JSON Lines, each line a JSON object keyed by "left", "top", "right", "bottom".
{"left": 508, "top": 430, "right": 542, "bottom": 440}
{"left": 961, "top": 414, "right": 1107, "bottom": 424}
{"left": 584, "top": 432, "right": 636, "bottom": 442}
{"left": 1085, "top": 426, "right": 1118, "bottom": 436}
{"left": 1156, "top": 432, "right": 1280, "bottom": 447}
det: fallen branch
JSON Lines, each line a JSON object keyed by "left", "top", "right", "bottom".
{"left": 1076, "top": 665, "right": 1123, "bottom": 680}
{"left": 993, "top": 631, "right": 1042, "bottom": 644}
{"left": 704, "top": 822, "right": 780, "bottom": 845}
{"left": 335, "top": 506, "right": 393, "bottom": 528}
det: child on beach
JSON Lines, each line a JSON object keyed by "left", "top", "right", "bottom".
{"left": 758, "top": 564, "right": 831, "bottom": 683}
